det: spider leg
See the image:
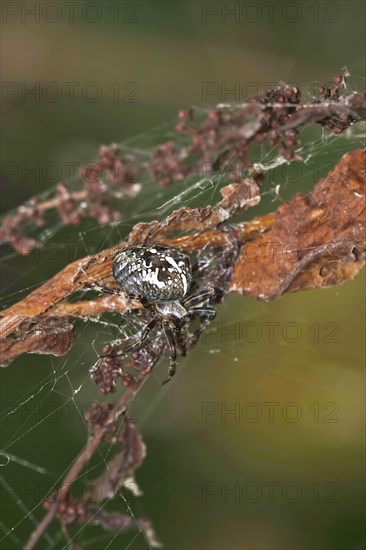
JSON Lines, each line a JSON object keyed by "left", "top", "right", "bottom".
{"left": 189, "top": 306, "right": 217, "bottom": 319}
{"left": 182, "top": 287, "right": 215, "bottom": 308}
{"left": 124, "top": 316, "right": 158, "bottom": 353}
{"left": 84, "top": 282, "right": 119, "bottom": 295}
{"left": 168, "top": 314, "right": 191, "bottom": 356}
{"left": 188, "top": 306, "right": 217, "bottom": 341}
{"left": 175, "top": 330, "right": 188, "bottom": 358}
{"left": 161, "top": 320, "right": 178, "bottom": 385}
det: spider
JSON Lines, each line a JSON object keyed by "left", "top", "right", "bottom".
{"left": 93, "top": 245, "right": 216, "bottom": 384}
{"left": 102, "top": 245, "right": 216, "bottom": 384}
{"left": 113, "top": 245, "right": 216, "bottom": 384}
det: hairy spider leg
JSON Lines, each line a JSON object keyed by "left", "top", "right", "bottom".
{"left": 161, "top": 319, "right": 178, "bottom": 384}
{"left": 84, "top": 282, "right": 119, "bottom": 295}
{"left": 188, "top": 305, "right": 217, "bottom": 342}
{"left": 183, "top": 287, "right": 215, "bottom": 308}
{"left": 175, "top": 329, "right": 188, "bottom": 358}
{"left": 124, "top": 316, "right": 159, "bottom": 353}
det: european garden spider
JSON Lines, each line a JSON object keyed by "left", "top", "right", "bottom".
{"left": 99, "top": 245, "right": 217, "bottom": 383}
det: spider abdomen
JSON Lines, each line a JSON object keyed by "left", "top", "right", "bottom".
{"left": 113, "top": 245, "right": 192, "bottom": 303}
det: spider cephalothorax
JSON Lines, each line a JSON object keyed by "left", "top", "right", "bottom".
{"left": 111, "top": 245, "right": 216, "bottom": 383}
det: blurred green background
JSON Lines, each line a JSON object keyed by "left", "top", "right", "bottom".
{"left": 1, "top": 1, "right": 365, "bottom": 549}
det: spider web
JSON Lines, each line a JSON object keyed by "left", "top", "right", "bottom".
{"left": 1, "top": 74, "right": 365, "bottom": 550}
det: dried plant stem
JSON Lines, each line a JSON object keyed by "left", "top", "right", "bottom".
{"left": 24, "top": 374, "right": 147, "bottom": 550}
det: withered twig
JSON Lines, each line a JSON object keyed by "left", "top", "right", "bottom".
{"left": 280, "top": 92, "right": 366, "bottom": 130}
{"left": 24, "top": 373, "right": 148, "bottom": 550}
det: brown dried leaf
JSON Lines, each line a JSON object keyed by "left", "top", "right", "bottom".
{"left": 230, "top": 149, "right": 366, "bottom": 299}
{"left": 0, "top": 317, "right": 74, "bottom": 365}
